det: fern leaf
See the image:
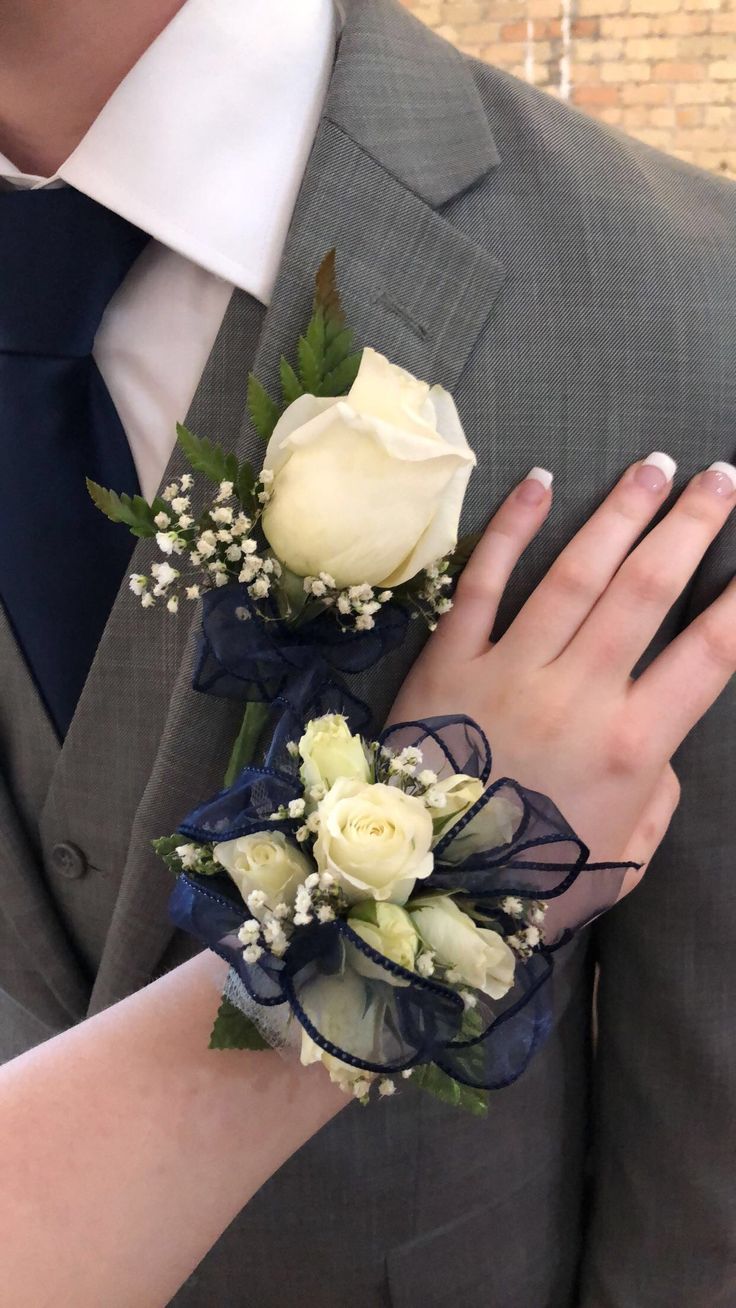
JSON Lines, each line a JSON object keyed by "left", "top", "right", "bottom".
{"left": 280, "top": 356, "right": 305, "bottom": 406}
{"left": 247, "top": 374, "right": 280, "bottom": 441}
{"left": 319, "top": 349, "right": 363, "bottom": 396}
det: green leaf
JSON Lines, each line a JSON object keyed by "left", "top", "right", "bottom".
{"left": 151, "top": 834, "right": 220, "bottom": 878}
{"left": 247, "top": 374, "right": 280, "bottom": 441}
{"left": 413, "top": 1063, "right": 489, "bottom": 1117}
{"left": 459, "top": 1004, "right": 486, "bottom": 1041}
{"left": 313, "top": 248, "right": 345, "bottom": 329}
{"left": 297, "top": 335, "right": 321, "bottom": 394}
{"left": 446, "top": 531, "right": 483, "bottom": 577}
{"left": 151, "top": 834, "right": 185, "bottom": 875}
{"left": 319, "top": 349, "right": 363, "bottom": 396}
{"left": 235, "top": 461, "right": 257, "bottom": 512}
{"left": 86, "top": 480, "right": 158, "bottom": 538}
{"left": 176, "top": 423, "right": 238, "bottom": 486}
{"left": 305, "top": 306, "right": 326, "bottom": 371}
{"left": 224, "top": 701, "right": 271, "bottom": 787}
{"left": 277, "top": 565, "right": 311, "bottom": 623}
{"left": 150, "top": 495, "right": 174, "bottom": 520}
{"left": 322, "top": 325, "right": 355, "bottom": 375}
{"left": 209, "top": 995, "right": 270, "bottom": 1051}
{"left": 280, "top": 356, "right": 305, "bottom": 406}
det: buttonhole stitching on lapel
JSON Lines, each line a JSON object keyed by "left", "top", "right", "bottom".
{"left": 372, "top": 289, "right": 429, "bottom": 341}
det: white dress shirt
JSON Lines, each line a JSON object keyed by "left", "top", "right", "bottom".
{"left": 0, "top": 0, "right": 338, "bottom": 500}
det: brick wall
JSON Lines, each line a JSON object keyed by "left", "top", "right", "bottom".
{"left": 403, "top": 0, "right": 736, "bottom": 178}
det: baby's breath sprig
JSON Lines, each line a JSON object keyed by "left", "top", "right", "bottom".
{"left": 235, "top": 869, "right": 349, "bottom": 973}
{"left": 126, "top": 469, "right": 280, "bottom": 612}
{"left": 238, "top": 895, "right": 292, "bottom": 963}
{"left": 373, "top": 743, "right": 446, "bottom": 810}
{"left": 302, "top": 574, "right": 395, "bottom": 633}
{"left": 151, "top": 834, "right": 221, "bottom": 878}
{"left": 498, "top": 897, "right": 548, "bottom": 957}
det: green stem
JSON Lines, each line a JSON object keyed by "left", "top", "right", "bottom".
{"left": 224, "top": 701, "right": 271, "bottom": 787}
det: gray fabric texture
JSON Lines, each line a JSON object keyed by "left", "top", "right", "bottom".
{"left": 0, "top": 0, "right": 734, "bottom": 1303}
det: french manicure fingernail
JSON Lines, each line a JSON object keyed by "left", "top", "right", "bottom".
{"left": 633, "top": 451, "right": 677, "bottom": 494}
{"left": 517, "top": 466, "right": 553, "bottom": 506}
{"left": 700, "top": 461, "right": 736, "bottom": 497}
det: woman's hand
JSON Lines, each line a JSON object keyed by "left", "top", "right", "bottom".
{"left": 390, "top": 455, "right": 736, "bottom": 895}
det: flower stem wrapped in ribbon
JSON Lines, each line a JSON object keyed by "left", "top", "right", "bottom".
{"left": 162, "top": 714, "right": 638, "bottom": 1114}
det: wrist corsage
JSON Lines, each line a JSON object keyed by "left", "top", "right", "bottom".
{"left": 161, "top": 712, "right": 631, "bottom": 1116}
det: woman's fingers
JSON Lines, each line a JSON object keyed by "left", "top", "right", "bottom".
{"left": 432, "top": 467, "right": 553, "bottom": 662}
{"left": 565, "top": 463, "right": 736, "bottom": 680}
{"left": 501, "top": 453, "right": 677, "bottom": 666}
{"left": 616, "top": 765, "right": 681, "bottom": 899}
{"left": 630, "top": 573, "right": 736, "bottom": 754}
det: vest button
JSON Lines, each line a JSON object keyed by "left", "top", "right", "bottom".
{"left": 50, "top": 841, "right": 88, "bottom": 880}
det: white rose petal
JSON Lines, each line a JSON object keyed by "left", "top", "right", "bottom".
{"left": 347, "top": 901, "right": 419, "bottom": 983}
{"left": 410, "top": 895, "right": 516, "bottom": 1001}
{"left": 213, "top": 831, "right": 312, "bottom": 911}
{"left": 426, "top": 774, "right": 485, "bottom": 834}
{"left": 298, "top": 715, "right": 370, "bottom": 794}
{"left": 261, "top": 347, "right": 476, "bottom": 588}
{"left": 299, "top": 968, "right": 382, "bottom": 1090}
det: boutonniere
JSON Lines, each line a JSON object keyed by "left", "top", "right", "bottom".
{"left": 89, "top": 251, "right": 476, "bottom": 780}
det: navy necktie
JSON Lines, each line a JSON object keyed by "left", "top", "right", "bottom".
{"left": 0, "top": 187, "right": 149, "bottom": 738}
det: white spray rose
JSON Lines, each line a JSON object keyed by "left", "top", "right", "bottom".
{"left": 439, "top": 792, "right": 522, "bottom": 866}
{"left": 213, "top": 831, "right": 311, "bottom": 911}
{"left": 313, "top": 777, "right": 434, "bottom": 905}
{"left": 298, "top": 714, "right": 370, "bottom": 793}
{"left": 347, "top": 901, "right": 419, "bottom": 982}
{"left": 261, "top": 347, "right": 476, "bottom": 588}
{"left": 427, "top": 774, "right": 485, "bottom": 836}
{"left": 299, "top": 967, "right": 383, "bottom": 1091}
{"left": 410, "top": 895, "right": 516, "bottom": 1000}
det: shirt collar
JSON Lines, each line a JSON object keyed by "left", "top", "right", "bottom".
{"left": 0, "top": 0, "right": 338, "bottom": 304}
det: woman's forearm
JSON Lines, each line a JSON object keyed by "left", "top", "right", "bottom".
{"left": 0, "top": 952, "right": 345, "bottom": 1308}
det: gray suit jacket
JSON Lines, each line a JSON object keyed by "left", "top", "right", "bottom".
{"left": 2, "top": 1, "right": 734, "bottom": 1303}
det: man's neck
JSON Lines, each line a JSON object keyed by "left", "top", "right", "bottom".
{"left": 0, "top": 0, "right": 186, "bottom": 175}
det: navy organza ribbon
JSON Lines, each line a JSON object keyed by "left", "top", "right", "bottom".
{"left": 171, "top": 715, "right": 638, "bottom": 1089}
{"left": 192, "top": 584, "right": 408, "bottom": 729}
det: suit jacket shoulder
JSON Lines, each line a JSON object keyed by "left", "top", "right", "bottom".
{"left": 463, "top": 56, "right": 736, "bottom": 251}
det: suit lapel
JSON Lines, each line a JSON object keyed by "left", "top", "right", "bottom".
{"left": 241, "top": 0, "right": 503, "bottom": 424}
{"left": 91, "top": 0, "right": 507, "bottom": 1008}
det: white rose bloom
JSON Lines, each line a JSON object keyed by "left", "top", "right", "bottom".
{"left": 298, "top": 714, "right": 370, "bottom": 794}
{"left": 313, "top": 777, "right": 434, "bottom": 905}
{"left": 410, "top": 895, "right": 516, "bottom": 1000}
{"left": 427, "top": 774, "right": 485, "bottom": 836}
{"left": 213, "top": 831, "right": 311, "bottom": 911}
{"left": 440, "top": 792, "right": 522, "bottom": 866}
{"left": 261, "top": 347, "right": 476, "bottom": 587}
{"left": 299, "top": 967, "right": 383, "bottom": 1090}
{"left": 347, "top": 901, "right": 419, "bottom": 982}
